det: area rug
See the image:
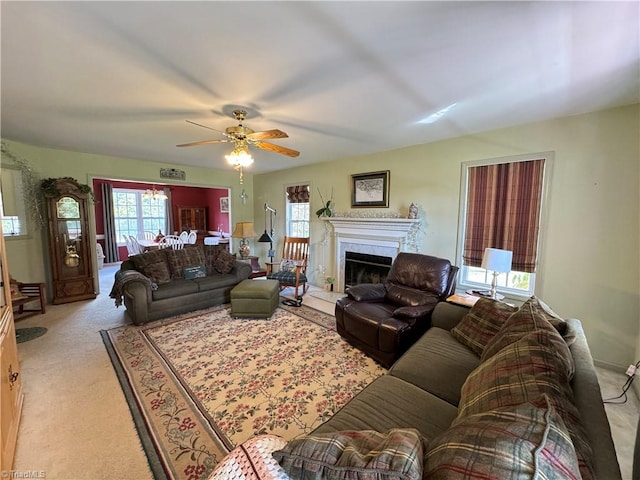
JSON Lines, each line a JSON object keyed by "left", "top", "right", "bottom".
{"left": 101, "top": 304, "right": 386, "bottom": 480}
{"left": 16, "top": 327, "right": 47, "bottom": 343}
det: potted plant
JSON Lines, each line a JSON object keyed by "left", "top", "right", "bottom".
{"left": 316, "top": 188, "right": 334, "bottom": 218}
{"left": 324, "top": 276, "right": 335, "bottom": 292}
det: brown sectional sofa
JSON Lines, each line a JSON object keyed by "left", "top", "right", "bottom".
{"left": 308, "top": 297, "right": 621, "bottom": 479}
{"left": 111, "top": 244, "right": 251, "bottom": 324}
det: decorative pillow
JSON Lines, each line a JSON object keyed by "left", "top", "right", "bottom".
{"left": 9, "top": 279, "right": 28, "bottom": 300}
{"left": 481, "top": 297, "right": 575, "bottom": 378}
{"left": 183, "top": 264, "right": 206, "bottom": 280}
{"left": 214, "top": 249, "right": 237, "bottom": 274}
{"left": 450, "top": 297, "right": 518, "bottom": 356}
{"left": 209, "top": 434, "right": 290, "bottom": 480}
{"left": 130, "top": 249, "right": 171, "bottom": 285}
{"left": 203, "top": 245, "right": 223, "bottom": 275}
{"left": 279, "top": 259, "right": 296, "bottom": 272}
{"left": 424, "top": 395, "right": 581, "bottom": 480}
{"left": 166, "top": 245, "right": 206, "bottom": 279}
{"left": 457, "top": 330, "right": 592, "bottom": 479}
{"left": 273, "top": 429, "right": 424, "bottom": 480}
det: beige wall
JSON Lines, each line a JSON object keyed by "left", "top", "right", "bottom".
{"left": 2, "top": 104, "right": 638, "bottom": 368}
{"left": 253, "top": 104, "right": 640, "bottom": 369}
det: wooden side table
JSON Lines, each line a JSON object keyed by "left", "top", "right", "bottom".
{"left": 239, "top": 256, "right": 267, "bottom": 279}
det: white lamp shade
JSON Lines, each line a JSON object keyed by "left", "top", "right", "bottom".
{"left": 481, "top": 248, "right": 513, "bottom": 273}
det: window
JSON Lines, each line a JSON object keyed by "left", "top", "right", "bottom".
{"left": 0, "top": 167, "right": 28, "bottom": 236}
{"left": 113, "top": 189, "right": 167, "bottom": 243}
{"left": 286, "top": 185, "right": 310, "bottom": 237}
{"left": 457, "top": 153, "right": 550, "bottom": 298}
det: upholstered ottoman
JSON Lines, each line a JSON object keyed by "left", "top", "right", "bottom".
{"left": 230, "top": 279, "right": 280, "bottom": 318}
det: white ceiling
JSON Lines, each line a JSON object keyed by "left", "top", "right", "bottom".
{"left": 1, "top": 1, "right": 638, "bottom": 174}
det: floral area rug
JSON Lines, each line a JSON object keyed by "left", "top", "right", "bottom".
{"left": 101, "top": 304, "right": 386, "bottom": 480}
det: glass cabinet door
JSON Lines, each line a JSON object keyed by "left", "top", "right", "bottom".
{"left": 55, "top": 196, "right": 87, "bottom": 276}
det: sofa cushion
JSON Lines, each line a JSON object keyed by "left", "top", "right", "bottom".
{"left": 450, "top": 297, "right": 517, "bottom": 356}
{"left": 130, "top": 249, "right": 171, "bottom": 285}
{"left": 274, "top": 428, "right": 424, "bottom": 480}
{"left": 165, "top": 245, "right": 206, "bottom": 280}
{"left": 458, "top": 329, "right": 592, "bottom": 479}
{"left": 313, "top": 375, "right": 458, "bottom": 442}
{"left": 481, "top": 297, "right": 575, "bottom": 380}
{"left": 389, "top": 328, "right": 480, "bottom": 406}
{"left": 424, "top": 395, "right": 581, "bottom": 480}
{"left": 215, "top": 249, "right": 237, "bottom": 274}
{"left": 194, "top": 274, "right": 243, "bottom": 292}
{"left": 151, "top": 279, "right": 200, "bottom": 300}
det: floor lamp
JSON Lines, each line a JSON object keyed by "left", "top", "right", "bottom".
{"left": 258, "top": 203, "right": 276, "bottom": 263}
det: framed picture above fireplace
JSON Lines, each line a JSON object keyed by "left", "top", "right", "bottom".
{"left": 351, "top": 170, "right": 390, "bottom": 208}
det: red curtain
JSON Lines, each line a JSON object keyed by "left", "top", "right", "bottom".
{"left": 463, "top": 159, "right": 545, "bottom": 273}
{"left": 286, "top": 185, "right": 310, "bottom": 203}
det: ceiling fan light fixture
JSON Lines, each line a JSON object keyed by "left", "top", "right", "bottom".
{"left": 225, "top": 146, "right": 254, "bottom": 168}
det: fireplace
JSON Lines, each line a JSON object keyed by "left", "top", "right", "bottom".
{"left": 326, "top": 217, "right": 419, "bottom": 293}
{"left": 344, "top": 252, "right": 392, "bottom": 289}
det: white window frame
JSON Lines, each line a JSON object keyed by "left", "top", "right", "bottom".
{"left": 113, "top": 188, "right": 168, "bottom": 244}
{"left": 285, "top": 184, "right": 310, "bottom": 237}
{"left": 455, "top": 152, "right": 552, "bottom": 300}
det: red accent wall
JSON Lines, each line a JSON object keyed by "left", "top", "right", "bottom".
{"left": 92, "top": 178, "right": 229, "bottom": 261}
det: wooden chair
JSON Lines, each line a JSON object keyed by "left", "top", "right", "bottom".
{"left": 128, "top": 235, "right": 144, "bottom": 255}
{"left": 187, "top": 231, "right": 197, "bottom": 244}
{"left": 266, "top": 236, "right": 310, "bottom": 298}
{"left": 10, "top": 277, "right": 46, "bottom": 320}
{"left": 158, "top": 234, "right": 184, "bottom": 250}
{"left": 178, "top": 231, "right": 189, "bottom": 243}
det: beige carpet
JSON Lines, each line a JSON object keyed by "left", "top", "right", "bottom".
{"left": 101, "top": 303, "right": 385, "bottom": 479}
{"left": 11, "top": 263, "right": 639, "bottom": 479}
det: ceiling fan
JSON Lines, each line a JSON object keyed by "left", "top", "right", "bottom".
{"left": 176, "top": 109, "right": 300, "bottom": 158}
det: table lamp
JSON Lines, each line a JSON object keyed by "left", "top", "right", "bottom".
{"left": 232, "top": 222, "right": 258, "bottom": 258}
{"left": 481, "top": 248, "right": 513, "bottom": 299}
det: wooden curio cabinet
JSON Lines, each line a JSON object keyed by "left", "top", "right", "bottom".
{"left": 177, "top": 206, "right": 207, "bottom": 233}
{"left": 0, "top": 222, "right": 24, "bottom": 471}
{"left": 44, "top": 178, "right": 96, "bottom": 304}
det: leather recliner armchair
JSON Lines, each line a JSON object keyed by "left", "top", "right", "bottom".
{"left": 335, "top": 252, "right": 459, "bottom": 368}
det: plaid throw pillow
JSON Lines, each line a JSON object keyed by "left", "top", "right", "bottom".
{"left": 214, "top": 250, "right": 236, "bottom": 274}
{"left": 425, "top": 395, "right": 581, "bottom": 480}
{"left": 273, "top": 429, "right": 424, "bottom": 480}
{"left": 450, "top": 297, "right": 517, "bottom": 356}
{"left": 130, "top": 249, "right": 171, "bottom": 285}
{"left": 458, "top": 329, "right": 592, "bottom": 479}
{"left": 166, "top": 245, "right": 206, "bottom": 280}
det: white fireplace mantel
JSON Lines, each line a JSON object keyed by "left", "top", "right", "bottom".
{"left": 325, "top": 217, "right": 419, "bottom": 292}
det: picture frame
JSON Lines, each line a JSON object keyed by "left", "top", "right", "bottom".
{"left": 351, "top": 170, "right": 390, "bottom": 208}
{"left": 220, "top": 197, "right": 229, "bottom": 213}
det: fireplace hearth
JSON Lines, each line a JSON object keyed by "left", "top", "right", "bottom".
{"left": 344, "top": 252, "right": 392, "bottom": 289}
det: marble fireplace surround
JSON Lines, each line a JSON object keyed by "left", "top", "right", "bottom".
{"left": 326, "top": 217, "right": 419, "bottom": 293}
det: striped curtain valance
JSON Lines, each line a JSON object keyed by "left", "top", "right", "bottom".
{"left": 286, "top": 185, "right": 310, "bottom": 203}
{"left": 462, "top": 159, "right": 545, "bottom": 273}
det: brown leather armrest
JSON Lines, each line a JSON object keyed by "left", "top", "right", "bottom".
{"left": 347, "top": 283, "right": 386, "bottom": 302}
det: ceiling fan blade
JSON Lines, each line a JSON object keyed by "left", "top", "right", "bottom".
{"left": 247, "top": 129, "right": 288, "bottom": 141}
{"left": 254, "top": 141, "right": 300, "bottom": 158}
{"left": 186, "top": 119, "right": 226, "bottom": 134}
{"left": 176, "top": 139, "right": 229, "bottom": 147}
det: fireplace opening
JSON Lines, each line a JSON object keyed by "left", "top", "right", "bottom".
{"left": 344, "top": 251, "right": 393, "bottom": 289}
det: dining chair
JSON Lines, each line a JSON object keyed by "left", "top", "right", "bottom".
{"left": 128, "top": 235, "right": 145, "bottom": 255}
{"left": 187, "top": 231, "right": 197, "bottom": 244}
{"left": 142, "top": 231, "right": 155, "bottom": 240}
{"left": 179, "top": 231, "right": 189, "bottom": 243}
{"left": 158, "top": 235, "right": 184, "bottom": 250}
